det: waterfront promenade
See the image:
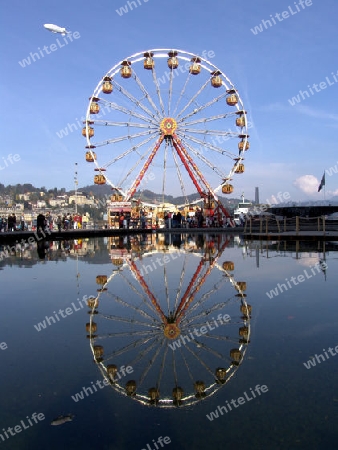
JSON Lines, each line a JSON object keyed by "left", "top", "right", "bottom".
{"left": 0, "top": 225, "right": 337, "bottom": 244}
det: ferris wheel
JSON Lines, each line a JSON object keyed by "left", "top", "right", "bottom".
{"left": 83, "top": 49, "right": 249, "bottom": 214}
{"left": 86, "top": 236, "right": 251, "bottom": 408}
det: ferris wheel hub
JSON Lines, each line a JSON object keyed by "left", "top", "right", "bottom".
{"left": 164, "top": 323, "right": 181, "bottom": 340}
{"left": 160, "top": 118, "right": 177, "bottom": 136}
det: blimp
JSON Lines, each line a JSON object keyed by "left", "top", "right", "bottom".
{"left": 43, "top": 24, "right": 70, "bottom": 36}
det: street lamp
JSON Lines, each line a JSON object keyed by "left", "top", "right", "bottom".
{"left": 74, "top": 163, "right": 78, "bottom": 214}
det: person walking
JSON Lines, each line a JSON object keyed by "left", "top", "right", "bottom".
{"left": 36, "top": 213, "right": 46, "bottom": 233}
{"left": 56, "top": 215, "right": 62, "bottom": 232}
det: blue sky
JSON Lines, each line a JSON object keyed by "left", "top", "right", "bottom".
{"left": 1, "top": 0, "right": 337, "bottom": 203}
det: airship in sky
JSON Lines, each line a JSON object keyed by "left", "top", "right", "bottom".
{"left": 43, "top": 24, "right": 70, "bottom": 36}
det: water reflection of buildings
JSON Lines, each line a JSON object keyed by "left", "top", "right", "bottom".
{"left": 86, "top": 234, "right": 252, "bottom": 408}
{"left": 234, "top": 238, "right": 333, "bottom": 272}
{"left": 0, "top": 238, "right": 108, "bottom": 267}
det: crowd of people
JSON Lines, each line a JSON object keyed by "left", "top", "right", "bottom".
{"left": 36, "top": 213, "right": 89, "bottom": 232}
{"left": 0, "top": 212, "right": 90, "bottom": 232}
{"left": 0, "top": 214, "right": 26, "bottom": 232}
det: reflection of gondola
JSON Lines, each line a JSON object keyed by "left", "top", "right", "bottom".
{"left": 87, "top": 234, "right": 251, "bottom": 408}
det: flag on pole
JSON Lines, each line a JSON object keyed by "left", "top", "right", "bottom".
{"left": 318, "top": 172, "right": 325, "bottom": 192}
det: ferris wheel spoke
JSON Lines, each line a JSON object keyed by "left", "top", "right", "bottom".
{"left": 179, "top": 138, "right": 227, "bottom": 179}
{"left": 182, "top": 112, "right": 237, "bottom": 126}
{"left": 91, "top": 129, "right": 158, "bottom": 147}
{"left": 178, "top": 127, "right": 239, "bottom": 138}
{"left": 113, "top": 80, "right": 156, "bottom": 120}
{"left": 106, "top": 292, "right": 159, "bottom": 322}
{"left": 119, "top": 273, "right": 160, "bottom": 317}
{"left": 177, "top": 132, "right": 238, "bottom": 159}
{"left": 118, "top": 145, "right": 155, "bottom": 188}
{"left": 168, "top": 67, "right": 174, "bottom": 116}
{"left": 99, "top": 313, "right": 159, "bottom": 329}
{"left": 178, "top": 346, "right": 196, "bottom": 385}
{"left": 173, "top": 254, "right": 188, "bottom": 313}
{"left": 164, "top": 264, "right": 170, "bottom": 316}
{"left": 180, "top": 282, "right": 230, "bottom": 324}
{"left": 183, "top": 299, "right": 235, "bottom": 326}
{"left": 177, "top": 91, "right": 227, "bottom": 123}
{"left": 102, "top": 134, "right": 157, "bottom": 170}
{"left": 127, "top": 257, "right": 167, "bottom": 323}
{"left": 172, "top": 70, "right": 192, "bottom": 117}
{"left": 171, "top": 347, "right": 179, "bottom": 388}
{"left": 156, "top": 344, "right": 169, "bottom": 390}
{"left": 151, "top": 67, "right": 166, "bottom": 116}
{"left": 183, "top": 344, "right": 217, "bottom": 378}
{"left": 100, "top": 99, "right": 157, "bottom": 125}
{"left": 138, "top": 339, "right": 166, "bottom": 389}
{"left": 95, "top": 329, "right": 159, "bottom": 340}
{"left": 201, "top": 334, "right": 241, "bottom": 345}
{"left": 105, "top": 340, "right": 163, "bottom": 366}
{"left": 193, "top": 340, "right": 230, "bottom": 361}
{"left": 92, "top": 119, "right": 159, "bottom": 130}
{"left": 176, "top": 78, "right": 210, "bottom": 120}
{"left": 133, "top": 71, "right": 163, "bottom": 118}
{"left": 128, "top": 335, "right": 164, "bottom": 368}
{"left": 101, "top": 333, "right": 159, "bottom": 362}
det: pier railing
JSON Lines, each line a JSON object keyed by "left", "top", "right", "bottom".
{"left": 243, "top": 215, "right": 337, "bottom": 234}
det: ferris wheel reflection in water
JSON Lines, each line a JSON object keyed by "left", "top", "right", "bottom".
{"left": 86, "top": 234, "right": 252, "bottom": 408}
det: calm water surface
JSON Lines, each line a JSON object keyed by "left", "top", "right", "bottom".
{"left": 0, "top": 233, "right": 337, "bottom": 450}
